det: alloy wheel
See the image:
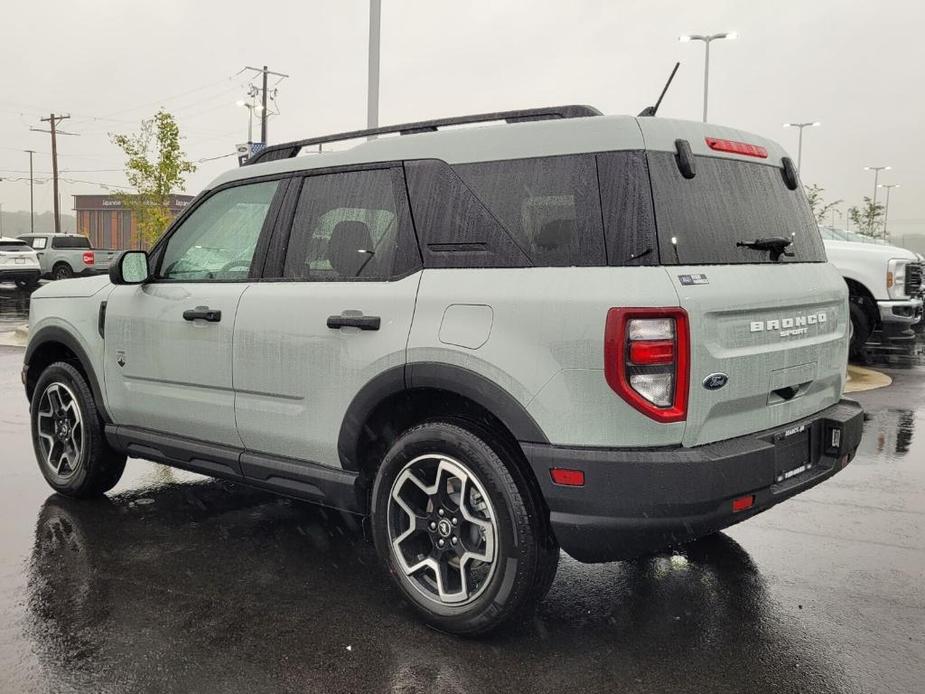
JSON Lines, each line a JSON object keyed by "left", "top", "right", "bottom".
{"left": 36, "top": 382, "right": 85, "bottom": 480}
{"left": 387, "top": 453, "right": 498, "bottom": 606}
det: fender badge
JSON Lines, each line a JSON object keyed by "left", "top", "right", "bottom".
{"left": 703, "top": 373, "right": 728, "bottom": 390}
{"left": 116, "top": 351, "right": 126, "bottom": 368}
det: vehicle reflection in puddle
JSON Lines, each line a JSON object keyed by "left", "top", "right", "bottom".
{"left": 0, "top": 285, "right": 31, "bottom": 326}
{"left": 857, "top": 408, "right": 917, "bottom": 464}
{"left": 23, "top": 477, "right": 850, "bottom": 694}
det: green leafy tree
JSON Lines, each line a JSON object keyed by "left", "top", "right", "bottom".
{"left": 111, "top": 109, "right": 196, "bottom": 247}
{"left": 804, "top": 184, "right": 842, "bottom": 225}
{"left": 847, "top": 197, "right": 885, "bottom": 238}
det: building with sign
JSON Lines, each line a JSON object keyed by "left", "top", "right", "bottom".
{"left": 73, "top": 194, "right": 194, "bottom": 250}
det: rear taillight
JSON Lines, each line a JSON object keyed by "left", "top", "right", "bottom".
{"left": 83, "top": 251, "right": 95, "bottom": 265}
{"left": 604, "top": 308, "right": 689, "bottom": 423}
{"left": 705, "top": 137, "right": 768, "bottom": 159}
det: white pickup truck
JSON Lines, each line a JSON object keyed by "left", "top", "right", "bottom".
{"left": 819, "top": 226, "right": 923, "bottom": 357}
{"left": 17, "top": 233, "right": 118, "bottom": 281}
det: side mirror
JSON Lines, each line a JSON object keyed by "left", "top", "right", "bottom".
{"left": 110, "top": 251, "right": 150, "bottom": 285}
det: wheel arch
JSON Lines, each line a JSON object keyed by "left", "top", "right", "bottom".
{"left": 338, "top": 363, "right": 550, "bottom": 511}
{"left": 24, "top": 327, "right": 111, "bottom": 423}
{"left": 843, "top": 277, "right": 880, "bottom": 327}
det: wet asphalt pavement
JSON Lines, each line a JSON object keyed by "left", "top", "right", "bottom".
{"left": 0, "top": 301, "right": 923, "bottom": 692}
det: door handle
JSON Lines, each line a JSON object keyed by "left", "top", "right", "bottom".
{"left": 183, "top": 306, "right": 222, "bottom": 322}
{"left": 327, "top": 314, "right": 380, "bottom": 331}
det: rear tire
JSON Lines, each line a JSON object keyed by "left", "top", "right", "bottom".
{"left": 30, "top": 362, "right": 126, "bottom": 498}
{"left": 371, "top": 421, "right": 558, "bottom": 635}
{"left": 53, "top": 263, "right": 73, "bottom": 281}
{"left": 849, "top": 301, "right": 872, "bottom": 363}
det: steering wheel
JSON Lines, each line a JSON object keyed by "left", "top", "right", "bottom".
{"left": 218, "top": 259, "right": 252, "bottom": 274}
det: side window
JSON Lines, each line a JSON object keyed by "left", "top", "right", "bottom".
{"left": 454, "top": 154, "right": 606, "bottom": 267}
{"left": 158, "top": 180, "right": 279, "bottom": 281}
{"left": 281, "top": 168, "right": 420, "bottom": 281}
{"left": 31, "top": 237, "right": 47, "bottom": 250}
{"left": 51, "top": 236, "right": 91, "bottom": 250}
{"left": 404, "top": 159, "right": 530, "bottom": 268}
{"left": 596, "top": 151, "right": 658, "bottom": 266}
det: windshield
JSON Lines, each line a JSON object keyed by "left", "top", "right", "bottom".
{"left": 648, "top": 152, "right": 826, "bottom": 265}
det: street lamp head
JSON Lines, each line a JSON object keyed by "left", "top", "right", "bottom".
{"left": 811, "top": 121, "right": 821, "bottom": 127}
{"left": 235, "top": 100, "right": 246, "bottom": 107}
{"left": 723, "top": 31, "right": 739, "bottom": 40}
{"left": 678, "top": 35, "right": 693, "bottom": 42}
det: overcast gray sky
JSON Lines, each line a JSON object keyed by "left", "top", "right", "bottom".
{"left": 1, "top": 0, "right": 922, "bottom": 238}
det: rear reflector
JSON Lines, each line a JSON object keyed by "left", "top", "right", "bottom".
{"left": 705, "top": 137, "right": 768, "bottom": 159}
{"left": 732, "top": 495, "right": 755, "bottom": 513}
{"left": 83, "top": 251, "right": 95, "bottom": 265}
{"left": 550, "top": 468, "right": 585, "bottom": 487}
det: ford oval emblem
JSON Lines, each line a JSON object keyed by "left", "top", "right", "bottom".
{"left": 703, "top": 373, "right": 728, "bottom": 390}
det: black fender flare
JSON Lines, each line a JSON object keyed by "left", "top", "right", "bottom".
{"left": 337, "top": 362, "right": 549, "bottom": 471}
{"left": 24, "top": 325, "right": 112, "bottom": 423}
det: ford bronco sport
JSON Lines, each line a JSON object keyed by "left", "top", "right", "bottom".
{"left": 23, "top": 106, "right": 864, "bottom": 634}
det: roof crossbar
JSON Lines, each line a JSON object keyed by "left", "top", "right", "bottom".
{"left": 244, "top": 104, "right": 602, "bottom": 165}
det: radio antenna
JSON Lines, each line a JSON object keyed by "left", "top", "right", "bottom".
{"left": 638, "top": 62, "right": 680, "bottom": 117}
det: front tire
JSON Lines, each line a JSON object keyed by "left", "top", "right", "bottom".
{"left": 849, "top": 301, "right": 872, "bottom": 363}
{"left": 371, "top": 422, "right": 558, "bottom": 635}
{"left": 30, "top": 362, "right": 126, "bottom": 497}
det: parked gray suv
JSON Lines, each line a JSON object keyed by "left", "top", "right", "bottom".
{"left": 22, "top": 106, "right": 864, "bottom": 634}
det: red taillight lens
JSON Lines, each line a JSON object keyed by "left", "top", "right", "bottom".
{"left": 82, "top": 251, "right": 95, "bottom": 265}
{"left": 628, "top": 340, "right": 675, "bottom": 365}
{"left": 604, "top": 308, "right": 689, "bottom": 423}
{"left": 550, "top": 468, "right": 585, "bottom": 487}
{"left": 705, "top": 137, "right": 768, "bottom": 159}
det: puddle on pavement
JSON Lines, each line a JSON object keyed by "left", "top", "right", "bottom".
{"left": 0, "top": 285, "right": 31, "bottom": 327}
{"left": 857, "top": 408, "right": 917, "bottom": 465}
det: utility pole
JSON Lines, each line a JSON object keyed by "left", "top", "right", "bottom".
{"left": 31, "top": 114, "right": 76, "bottom": 234}
{"left": 25, "top": 150, "right": 36, "bottom": 233}
{"left": 865, "top": 165, "right": 890, "bottom": 208}
{"left": 243, "top": 66, "right": 289, "bottom": 145}
{"left": 368, "top": 0, "right": 382, "bottom": 129}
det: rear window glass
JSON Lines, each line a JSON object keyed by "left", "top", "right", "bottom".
{"left": 0, "top": 240, "right": 29, "bottom": 250}
{"left": 647, "top": 152, "right": 826, "bottom": 265}
{"left": 51, "top": 235, "right": 92, "bottom": 250}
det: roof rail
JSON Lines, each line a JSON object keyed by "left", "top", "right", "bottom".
{"left": 244, "top": 104, "right": 602, "bottom": 166}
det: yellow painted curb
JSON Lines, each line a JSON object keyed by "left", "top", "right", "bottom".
{"left": 844, "top": 365, "right": 892, "bottom": 393}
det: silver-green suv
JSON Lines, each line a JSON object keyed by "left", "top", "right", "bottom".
{"left": 22, "top": 106, "right": 864, "bottom": 634}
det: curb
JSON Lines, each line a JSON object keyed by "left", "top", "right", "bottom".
{"left": 0, "top": 324, "right": 28, "bottom": 348}
{"left": 844, "top": 364, "right": 892, "bottom": 393}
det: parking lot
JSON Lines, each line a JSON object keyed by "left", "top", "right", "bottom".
{"left": 0, "top": 286, "right": 921, "bottom": 693}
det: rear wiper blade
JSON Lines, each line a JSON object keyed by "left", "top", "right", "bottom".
{"left": 736, "top": 236, "right": 794, "bottom": 261}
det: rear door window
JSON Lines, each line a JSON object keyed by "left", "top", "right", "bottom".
{"left": 647, "top": 152, "right": 826, "bottom": 264}
{"left": 282, "top": 167, "right": 420, "bottom": 281}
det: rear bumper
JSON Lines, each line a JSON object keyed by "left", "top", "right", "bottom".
{"left": 522, "top": 399, "right": 864, "bottom": 563}
{"left": 0, "top": 268, "right": 41, "bottom": 283}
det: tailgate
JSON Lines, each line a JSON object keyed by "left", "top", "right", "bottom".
{"left": 670, "top": 264, "right": 848, "bottom": 447}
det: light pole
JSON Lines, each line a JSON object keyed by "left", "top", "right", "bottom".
{"left": 865, "top": 165, "right": 890, "bottom": 207}
{"left": 878, "top": 183, "right": 899, "bottom": 240}
{"left": 236, "top": 98, "right": 264, "bottom": 143}
{"left": 679, "top": 32, "right": 738, "bottom": 122}
{"left": 829, "top": 207, "right": 843, "bottom": 229}
{"left": 783, "top": 121, "right": 820, "bottom": 171}
{"left": 24, "top": 150, "right": 36, "bottom": 233}
{"left": 368, "top": 0, "right": 381, "bottom": 130}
